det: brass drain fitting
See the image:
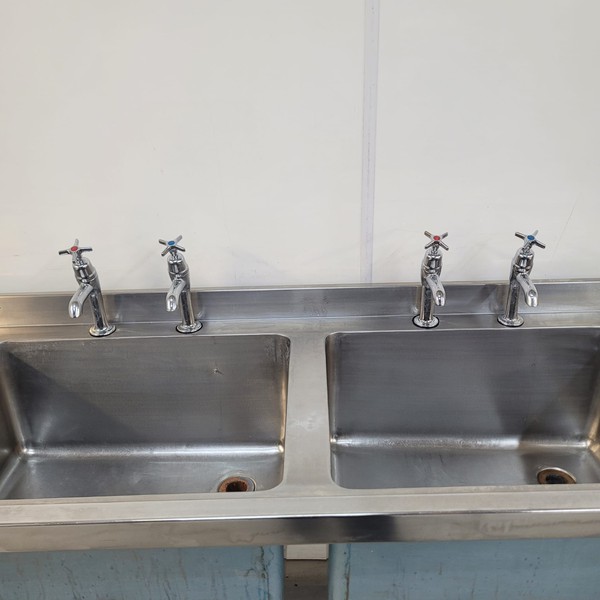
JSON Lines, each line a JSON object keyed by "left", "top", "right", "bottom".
{"left": 217, "top": 476, "right": 256, "bottom": 493}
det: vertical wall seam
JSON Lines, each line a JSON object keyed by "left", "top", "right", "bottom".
{"left": 360, "top": 0, "right": 380, "bottom": 284}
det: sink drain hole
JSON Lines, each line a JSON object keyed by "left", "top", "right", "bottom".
{"left": 536, "top": 467, "right": 576, "bottom": 485}
{"left": 218, "top": 476, "right": 256, "bottom": 493}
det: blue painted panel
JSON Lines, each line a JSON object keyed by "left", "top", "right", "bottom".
{"left": 0, "top": 545, "right": 283, "bottom": 600}
{"left": 330, "top": 539, "right": 600, "bottom": 600}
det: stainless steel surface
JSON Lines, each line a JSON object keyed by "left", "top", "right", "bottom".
{"left": 58, "top": 240, "right": 115, "bottom": 337}
{"left": 498, "top": 231, "right": 546, "bottom": 327}
{"left": 413, "top": 231, "right": 448, "bottom": 328}
{"left": 159, "top": 235, "right": 202, "bottom": 333}
{"left": 327, "top": 328, "right": 600, "bottom": 488}
{"left": 1, "top": 282, "right": 600, "bottom": 552}
{"left": 0, "top": 335, "right": 288, "bottom": 499}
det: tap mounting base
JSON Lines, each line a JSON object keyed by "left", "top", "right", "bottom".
{"left": 497, "top": 315, "right": 524, "bottom": 328}
{"left": 413, "top": 315, "right": 439, "bottom": 329}
{"left": 176, "top": 321, "right": 203, "bottom": 334}
{"left": 89, "top": 324, "right": 117, "bottom": 337}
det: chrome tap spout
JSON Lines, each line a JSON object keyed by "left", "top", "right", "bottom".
{"left": 498, "top": 231, "right": 545, "bottom": 327}
{"left": 425, "top": 274, "right": 446, "bottom": 307}
{"left": 167, "top": 278, "right": 187, "bottom": 312}
{"left": 516, "top": 273, "right": 538, "bottom": 308}
{"left": 159, "top": 236, "right": 202, "bottom": 334}
{"left": 59, "top": 240, "right": 116, "bottom": 337}
{"left": 69, "top": 283, "right": 93, "bottom": 319}
{"left": 413, "top": 231, "right": 449, "bottom": 329}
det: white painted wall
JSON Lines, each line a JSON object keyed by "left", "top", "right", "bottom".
{"left": 1, "top": 1, "right": 598, "bottom": 293}
{"left": 0, "top": 0, "right": 363, "bottom": 293}
{"left": 374, "top": 0, "right": 600, "bottom": 283}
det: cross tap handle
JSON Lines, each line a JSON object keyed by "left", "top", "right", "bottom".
{"left": 58, "top": 239, "right": 93, "bottom": 259}
{"left": 424, "top": 231, "right": 449, "bottom": 251}
{"left": 515, "top": 230, "right": 546, "bottom": 251}
{"left": 159, "top": 235, "right": 186, "bottom": 257}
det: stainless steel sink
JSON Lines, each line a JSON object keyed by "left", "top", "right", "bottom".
{"left": 0, "top": 335, "right": 289, "bottom": 499}
{"left": 2, "top": 284, "right": 600, "bottom": 552}
{"left": 328, "top": 328, "right": 600, "bottom": 489}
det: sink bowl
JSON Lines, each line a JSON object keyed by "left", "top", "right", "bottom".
{"left": 0, "top": 335, "right": 289, "bottom": 499}
{"left": 327, "top": 328, "right": 600, "bottom": 489}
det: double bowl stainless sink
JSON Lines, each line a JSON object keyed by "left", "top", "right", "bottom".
{"left": 0, "top": 282, "right": 600, "bottom": 551}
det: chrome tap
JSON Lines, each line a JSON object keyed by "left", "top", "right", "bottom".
{"left": 159, "top": 235, "right": 202, "bottom": 333}
{"left": 413, "top": 231, "right": 449, "bottom": 329}
{"left": 497, "top": 231, "right": 546, "bottom": 327}
{"left": 59, "top": 240, "right": 115, "bottom": 337}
